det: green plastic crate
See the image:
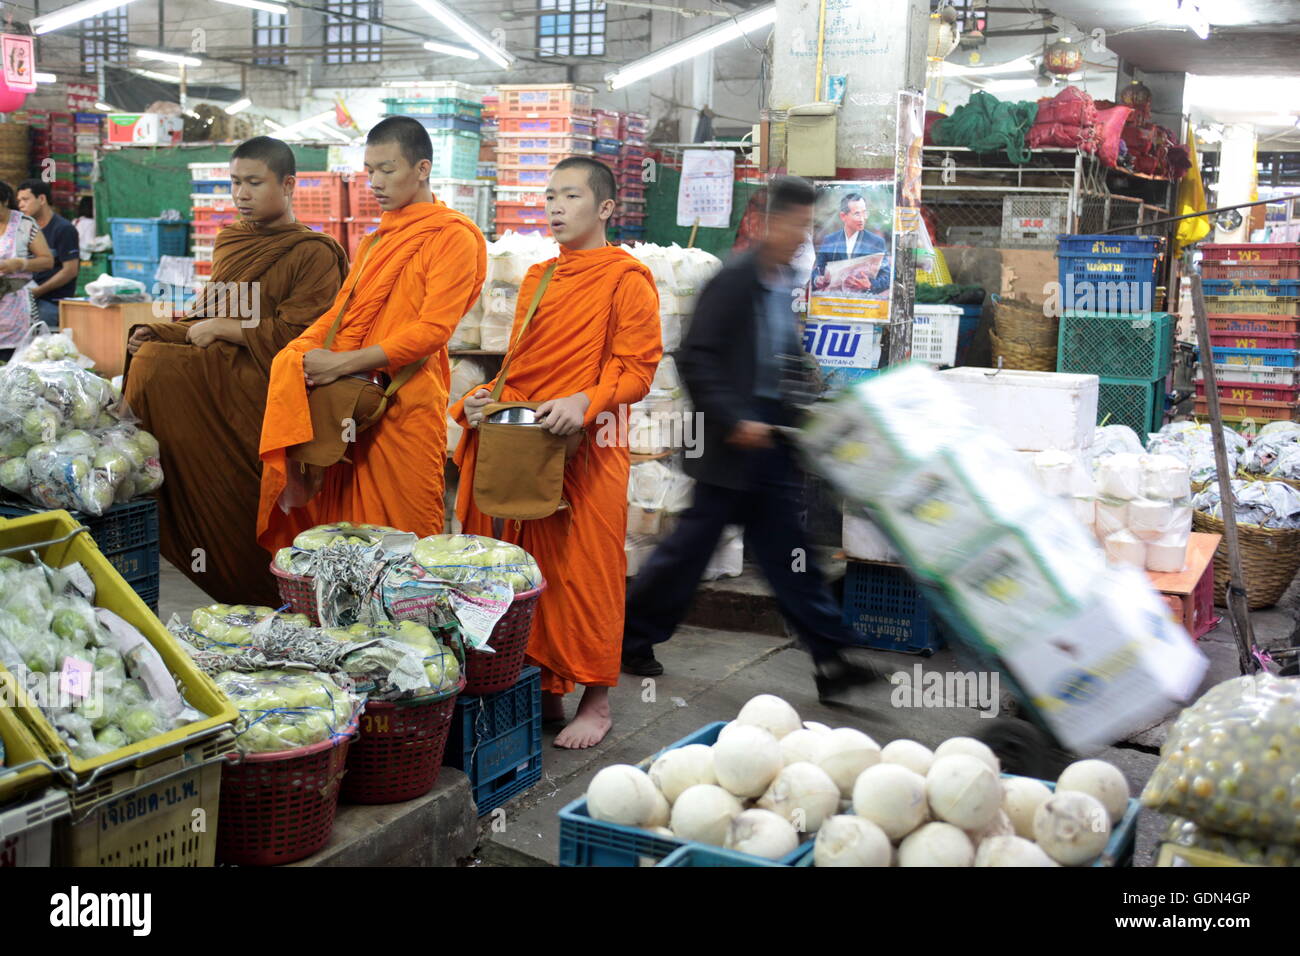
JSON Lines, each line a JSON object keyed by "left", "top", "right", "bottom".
{"left": 1058, "top": 311, "right": 1175, "bottom": 380}
{"left": 1098, "top": 375, "right": 1165, "bottom": 436}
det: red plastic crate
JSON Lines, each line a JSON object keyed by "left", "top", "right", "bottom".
{"left": 1195, "top": 396, "right": 1300, "bottom": 423}
{"left": 1200, "top": 242, "right": 1300, "bottom": 262}
{"left": 495, "top": 221, "right": 549, "bottom": 237}
{"left": 496, "top": 146, "right": 594, "bottom": 168}
{"left": 294, "top": 171, "right": 348, "bottom": 220}
{"left": 1195, "top": 380, "right": 1300, "bottom": 405}
{"left": 346, "top": 218, "right": 380, "bottom": 259}
{"left": 1207, "top": 315, "right": 1300, "bottom": 335}
{"left": 496, "top": 115, "right": 596, "bottom": 137}
{"left": 194, "top": 259, "right": 213, "bottom": 277}
{"left": 496, "top": 166, "right": 552, "bottom": 188}
{"left": 1207, "top": 330, "right": 1300, "bottom": 351}
{"left": 497, "top": 84, "right": 594, "bottom": 118}
{"left": 1160, "top": 560, "right": 1219, "bottom": 640}
{"left": 1202, "top": 259, "right": 1300, "bottom": 281}
{"left": 495, "top": 202, "right": 550, "bottom": 227}
{"left": 346, "top": 174, "right": 383, "bottom": 220}
{"left": 299, "top": 218, "right": 345, "bottom": 244}
{"left": 594, "top": 109, "right": 621, "bottom": 139}
{"left": 193, "top": 206, "right": 239, "bottom": 224}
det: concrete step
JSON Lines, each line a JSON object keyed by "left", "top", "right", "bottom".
{"left": 682, "top": 548, "right": 846, "bottom": 636}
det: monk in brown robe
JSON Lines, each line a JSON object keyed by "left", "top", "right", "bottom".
{"left": 124, "top": 136, "right": 347, "bottom": 605}
{"left": 256, "top": 117, "right": 486, "bottom": 551}
{"left": 454, "top": 157, "right": 662, "bottom": 749}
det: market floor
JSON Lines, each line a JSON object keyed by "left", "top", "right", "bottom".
{"left": 157, "top": 558, "right": 1299, "bottom": 868}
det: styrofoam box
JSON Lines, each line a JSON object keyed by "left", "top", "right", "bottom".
{"left": 937, "top": 368, "right": 1100, "bottom": 453}
{"left": 842, "top": 511, "right": 900, "bottom": 562}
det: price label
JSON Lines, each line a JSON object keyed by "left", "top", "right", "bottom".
{"left": 60, "top": 656, "right": 93, "bottom": 699}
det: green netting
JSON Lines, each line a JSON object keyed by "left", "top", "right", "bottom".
{"left": 642, "top": 165, "right": 761, "bottom": 259}
{"left": 94, "top": 144, "right": 329, "bottom": 233}
{"left": 930, "top": 92, "right": 1039, "bottom": 165}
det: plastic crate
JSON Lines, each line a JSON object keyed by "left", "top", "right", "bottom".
{"left": 1058, "top": 311, "right": 1175, "bottom": 379}
{"left": 496, "top": 115, "right": 596, "bottom": 137}
{"left": 0, "top": 789, "right": 68, "bottom": 867}
{"left": 1001, "top": 195, "right": 1068, "bottom": 246}
{"left": 382, "top": 97, "right": 484, "bottom": 121}
{"left": 557, "top": 722, "right": 811, "bottom": 866}
{"left": 1201, "top": 278, "right": 1300, "bottom": 297}
{"left": 195, "top": 259, "right": 213, "bottom": 277}
{"left": 108, "top": 255, "right": 157, "bottom": 282}
{"left": 1098, "top": 375, "right": 1166, "bottom": 435}
{"left": 497, "top": 222, "right": 549, "bottom": 237}
{"left": 108, "top": 218, "right": 190, "bottom": 260}
{"left": 496, "top": 131, "right": 595, "bottom": 152}
{"left": 955, "top": 303, "right": 983, "bottom": 365}
{"left": 190, "top": 193, "right": 237, "bottom": 211}
{"left": 346, "top": 174, "right": 383, "bottom": 220}
{"left": 594, "top": 109, "right": 621, "bottom": 139}
{"left": 55, "top": 738, "right": 230, "bottom": 865}
{"left": 0, "top": 698, "right": 56, "bottom": 805}
{"left": 293, "top": 172, "right": 348, "bottom": 220}
{"left": 188, "top": 162, "right": 229, "bottom": 181}
{"left": 1058, "top": 255, "right": 1160, "bottom": 312}
{"left": 1204, "top": 295, "right": 1300, "bottom": 317}
{"left": 444, "top": 667, "right": 542, "bottom": 816}
{"left": 1195, "top": 380, "right": 1300, "bottom": 405}
{"left": 657, "top": 845, "right": 789, "bottom": 867}
{"left": 594, "top": 138, "right": 622, "bottom": 156}
{"left": 618, "top": 185, "right": 646, "bottom": 202}
{"left": 299, "top": 218, "right": 345, "bottom": 244}
{"left": 1195, "top": 397, "right": 1298, "bottom": 424}
{"left": 911, "top": 304, "right": 962, "bottom": 366}
{"left": 191, "top": 179, "right": 231, "bottom": 195}
{"left": 1209, "top": 347, "right": 1300, "bottom": 368}
{"left": 496, "top": 166, "right": 552, "bottom": 188}
{"left": 1167, "top": 555, "right": 1219, "bottom": 640}
{"left": 346, "top": 218, "right": 380, "bottom": 259}
{"left": 1195, "top": 363, "right": 1300, "bottom": 386}
{"left": 1200, "top": 242, "right": 1300, "bottom": 262}
{"left": 431, "top": 177, "right": 491, "bottom": 232}
{"left": 496, "top": 185, "right": 546, "bottom": 206}
{"left": 496, "top": 145, "right": 593, "bottom": 167}
{"left": 495, "top": 202, "right": 550, "bottom": 228}
{"left": 0, "top": 510, "right": 237, "bottom": 785}
{"left": 1208, "top": 330, "right": 1300, "bottom": 352}
{"left": 1201, "top": 259, "right": 1300, "bottom": 281}
{"left": 1207, "top": 315, "right": 1300, "bottom": 335}
{"left": 402, "top": 113, "right": 483, "bottom": 133}
{"left": 1058, "top": 234, "right": 1165, "bottom": 257}
{"left": 429, "top": 129, "right": 481, "bottom": 181}
{"left": 497, "top": 84, "right": 595, "bottom": 118}
{"left": 841, "top": 559, "right": 946, "bottom": 655}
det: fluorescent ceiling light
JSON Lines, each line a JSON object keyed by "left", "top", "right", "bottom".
{"left": 94, "top": 101, "right": 118, "bottom": 112}
{"left": 31, "top": 0, "right": 144, "bottom": 35}
{"left": 424, "top": 40, "right": 479, "bottom": 60}
{"left": 312, "top": 123, "right": 353, "bottom": 143}
{"left": 132, "top": 68, "right": 184, "bottom": 83}
{"left": 1177, "top": 1, "right": 1210, "bottom": 40}
{"left": 265, "top": 119, "right": 285, "bottom": 131}
{"left": 213, "top": 0, "right": 289, "bottom": 14}
{"left": 411, "top": 0, "right": 516, "bottom": 69}
{"left": 606, "top": 3, "right": 775, "bottom": 90}
{"left": 276, "top": 110, "right": 340, "bottom": 139}
{"left": 35, "top": 73, "right": 57, "bottom": 84}
{"left": 138, "top": 49, "right": 203, "bottom": 68}
{"left": 225, "top": 97, "right": 253, "bottom": 115}
{"left": 941, "top": 55, "right": 1037, "bottom": 78}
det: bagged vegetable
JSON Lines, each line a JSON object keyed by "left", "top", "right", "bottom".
{"left": 1146, "top": 422, "right": 1245, "bottom": 486}
{"left": 274, "top": 521, "right": 399, "bottom": 575}
{"left": 1164, "top": 817, "right": 1300, "bottom": 867}
{"left": 216, "top": 669, "right": 362, "bottom": 754}
{"left": 319, "top": 619, "right": 462, "bottom": 697}
{"left": 1192, "top": 479, "right": 1300, "bottom": 530}
{"left": 1142, "top": 674, "right": 1300, "bottom": 844}
{"left": 410, "top": 534, "right": 541, "bottom": 593}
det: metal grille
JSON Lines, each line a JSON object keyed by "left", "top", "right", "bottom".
{"left": 1097, "top": 377, "right": 1163, "bottom": 435}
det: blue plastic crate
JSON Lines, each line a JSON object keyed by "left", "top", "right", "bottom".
{"left": 1206, "top": 347, "right": 1300, "bottom": 369}
{"left": 594, "top": 138, "right": 621, "bottom": 156}
{"left": 955, "top": 303, "right": 982, "bottom": 365}
{"left": 657, "top": 845, "right": 789, "bottom": 867}
{"left": 794, "top": 776, "right": 1141, "bottom": 867}
{"left": 1058, "top": 255, "right": 1160, "bottom": 313}
{"left": 1056, "top": 234, "right": 1165, "bottom": 258}
{"left": 1201, "top": 278, "right": 1300, "bottom": 297}
{"left": 558, "top": 721, "right": 813, "bottom": 867}
{"left": 108, "top": 256, "right": 158, "bottom": 282}
{"left": 445, "top": 666, "right": 542, "bottom": 816}
{"left": 135, "top": 581, "right": 159, "bottom": 614}
{"left": 402, "top": 114, "right": 483, "bottom": 133}
{"left": 841, "top": 560, "right": 946, "bottom": 656}
{"left": 107, "top": 218, "right": 190, "bottom": 260}
{"left": 190, "top": 180, "right": 231, "bottom": 195}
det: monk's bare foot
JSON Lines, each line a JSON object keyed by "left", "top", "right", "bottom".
{"left": 553, "top": 686, "right": 611, "bottom": 750}
{"left": 542, "top": 691, "right": 566, "bottom": 723}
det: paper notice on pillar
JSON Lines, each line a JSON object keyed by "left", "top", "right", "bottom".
{"left": 809, "top": 180, "right": 894, "bottom": 322}
{"left": 893, "top": 90, "right": 927, "bottom": 247}
{"left": 677, "top": 149, "right": 735, "bottom": 228}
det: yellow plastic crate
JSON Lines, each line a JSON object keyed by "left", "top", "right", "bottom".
{"left": 0, "top": 689, "right": 58, "bottom": 804}
{"left": 1156, "top": 843, "right": 1258, "bottom": 867}
{"left": 0, "top": 510, "right": 236, "bottom": 790}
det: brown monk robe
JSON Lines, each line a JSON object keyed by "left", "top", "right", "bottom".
{"left": 124, "top": 220, "right": 347, "bottom": 605}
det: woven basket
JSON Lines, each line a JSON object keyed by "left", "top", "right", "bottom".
{"left": 341, "top": 681, "right": 463, "bottom": 805}
{"left": 1192, "top": 510, "right": 1300, "bottom": 609}
{"left": 990, "top": 330, "right": 1057, "bottom": 372}
{"left": 1239, "top": 470, "right": 1300, "bottom": 493}
{"left": 994, "top": 298, "right": 1059, "bottom": 346}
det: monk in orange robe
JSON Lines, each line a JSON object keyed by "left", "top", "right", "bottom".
{"left": 257, "top": 117, "right": 486, "bottom": 552}
{"left": 453, "top": 157, "right": 662, "bottom": 749}
{"left": 124, "top": 137, "right": 347, "bottom": 605}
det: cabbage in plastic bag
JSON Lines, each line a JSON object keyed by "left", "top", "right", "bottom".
{"left": 216, "top": 669, "right": 361, "bottom": 754}
{"left": 319, "top": 619, "right": 462, "bottom": 694}
{"left": 185, "top": 603, "right": 313, "bottom": 654}
{"left": 1142, "top": 674, "right": 1300, "bottom": 845}
{"left": 410, "top": 533, "right": 541, "bottom": 593}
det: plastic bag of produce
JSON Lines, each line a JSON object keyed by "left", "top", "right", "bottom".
{"left": 1192, "top": 479, "right": 1300, "bottom": 530}
{"left": 1142, "top": 674, "right": 1300, "bottom": 844}
{"left": 318, "top": 619, "right": 463, "bottom": 698}
{"left": 273, "top": 521, "right": 400, "bottom": 576}
{"left": 1146, "top": 422, "right": 1245, "bottom": 486}
{"left": 216, "top": 669, "right": 362, "bottom": 754}
{"left": 1164, "top": 817, "right": 1300, "bottom": 867}
{"left": 410, "top": 534, "right": 540, "bottom": 593}
{"left": 184, "top": 603, "right": 313, "bottom": 654}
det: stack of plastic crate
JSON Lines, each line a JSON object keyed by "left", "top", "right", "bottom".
{"left": 1056, "top": 234, "right": 1172, "bottom": 436}
{"left": 479, "top": 93, "right": 498, "bottom": 186}
{"left": 73, "top": 112, "right": 101, "bottom": 201}
{"left": 1195, "top": 242, "right": 1300, "bottom": 426}
{"left": 187, "top": 161, "right": 233, "bottom": 280}
{"left": 292, "top": 171, "right": 348, "bottom": 250}
{"left": 494, "top": 84, "right": 595, "bottom": 238}
{"left": 611, "top": 111, "right": 649, "bottom": 244}
{"left": 30, "top": 111, "right": 76, "bottom": 212}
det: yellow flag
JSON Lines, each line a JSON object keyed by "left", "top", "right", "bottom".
{"left": 1175, "top": 121, "right": 1212, "bottom": 254}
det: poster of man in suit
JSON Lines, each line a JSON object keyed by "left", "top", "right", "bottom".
{"left": 808, "top": 181, "right": 894, "bottom": 322}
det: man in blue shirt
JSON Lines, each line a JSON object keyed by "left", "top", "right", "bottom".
{"left": 18, "top": 179, "right": 80, "bottom": 328}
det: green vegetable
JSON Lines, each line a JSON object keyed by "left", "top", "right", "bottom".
{"left": 94, "top": 725, "right": 127, "bottom": 751}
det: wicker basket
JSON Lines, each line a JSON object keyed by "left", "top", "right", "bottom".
{"left": 271, "top": 561, "right": 319, "bottom": 624}
{"left": 1239, "top": 470, "right": 1300, "bottom": 493}
{"left": 994, "top": 297, "right": 1059, "bottom": 347}
{"left": 1192, "top": 510, "right": 1300, "bottom": 609}
{"left": 990, "top": 330, "right": 1057, "bottom": 372}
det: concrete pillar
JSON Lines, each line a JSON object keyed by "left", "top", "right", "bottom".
{"left": 1115, "top": 63, "right": 1186, "bottom": 136}
{"left": 1215, "top": 123, "right": 1257, "bottom": 243}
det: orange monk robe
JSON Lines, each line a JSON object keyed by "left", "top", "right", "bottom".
{"left": 123, "top": 221, "right": 347, "bottom": 606}
{"left": 257, "top": 200, "right": 486, "bottom": 552}
{"left": 450, "top": 245, "right": 662, "bottom": 694}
